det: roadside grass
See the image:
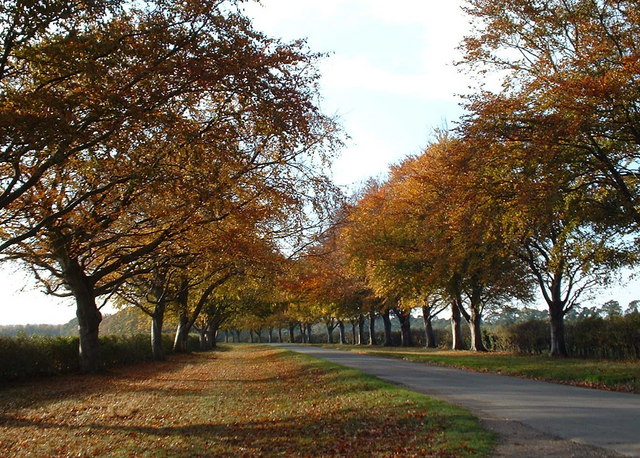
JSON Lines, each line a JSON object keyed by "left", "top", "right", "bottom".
{"left": 320, "top": 345, "right": 640, "bottom": 393}
{"left": 0, "top": 345, "right": 494, "bottom": 456}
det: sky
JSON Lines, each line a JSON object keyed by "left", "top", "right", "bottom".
{"left": 0, "top": 0, "right": 638, "bottom": 325}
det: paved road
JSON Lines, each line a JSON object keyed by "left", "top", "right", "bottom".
{"left": 277, "top": 345, "right": 640, "bottom": 456}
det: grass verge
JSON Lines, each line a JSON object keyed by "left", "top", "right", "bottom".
{"left": 320, "top": 345, "right": 640, "bottom": 393}
{"left": 0, "top": 344, "right": 494, "bottom": 456}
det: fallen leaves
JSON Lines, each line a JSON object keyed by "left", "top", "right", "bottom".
{"left": 0, "top": 346, "right": 492, "bottom": 456}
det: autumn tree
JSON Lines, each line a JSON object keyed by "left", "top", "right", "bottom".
{"left": 344, "top": 139, "right": 533, "bottom": 351}
{"left": 460, "top": 0, "right": 640, "bottom": 230}
{"left": 4, "top": 0, "right": 341, "bottom": 372}
{"left": 0, "top": 0, "right": 128, "bottom": 250}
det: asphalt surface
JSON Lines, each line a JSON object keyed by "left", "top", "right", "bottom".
{"left": 277, "top": 345, "right": 640, "bottom": 456}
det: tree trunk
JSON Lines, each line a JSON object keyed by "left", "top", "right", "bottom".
{"left": 338, "top": 321, "right": 347, "bottom": 344}
{"left": 209, "top": 327, "right": 218, "bottom": 349}
{"left": 249, "top": 330, "right": 255, "bottom": 343}
{"left": 289, "top": 323, "right": 295, "bottom": 343}
{"left": 173, "top": 312, "right": 190, "bottom": 353}
{"left": 357, "top": 315, "right": 365, "bottom": 345}
{"left": 173, "top": 279, "right": 190, "bottom": 353}
{"left": 351, "top": 322, "right": 357, "bottom": 344}
{"left": 382, "top": 310, "right": 393, "bottom": 346}
{"left": 75, "top": 286, "right": 102, "bottom": 373}
{"left": 450, "top": 301, "right": 464, "bottom": 350}
{"left": 549, "top": 305, "right": 568, "bottom": 357}
{"left": 306, "top": 323, "right": 312, "bottom": 343}
{"left": 198, "top": 327, "right": 208, "bottom": 350}
{"left": 57, "top": 255, "right": 102, "bottom": 373}
{"left": 224, "top": 330, "right": 229, "bottom": 343}
{"left": 278, "top": 328, "right": 283, "bottom": 343}
{"left": 234, "top": 330, "right": 240, "bottom": 343}
{"left": 299, "top": 323, "right": 307, "bottom": 343}
{"left": 326, "top": 322, "right": 335, "bottom": 343}
{"left": 469, "top": 310, "right": 487, "bottom": 352}
{"left": 203, "top": 322, "right": 217, "bottom": 350}
{"left": 395, "top": 309, "right": 413, "bottom": 347}
{"left": 368, "top": 310, "right": 377, "bottom": 345}
{"left": 268, "top": 327, "right": 273, "bottom": 343}
{"left": 150, "top": 306, "right": 166, "bottom": 361}
{"left": 421, "top": 306, "right": 437, "bottom": 348}
{"left": 148, "top": 272, "right": 168, "bottom": 361}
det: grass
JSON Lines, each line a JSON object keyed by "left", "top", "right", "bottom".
{"left": 320, "top": 344, "right": 640, "bottom": 393}
{"left": 0, "top": 344, "right": 494, "bottom": 456}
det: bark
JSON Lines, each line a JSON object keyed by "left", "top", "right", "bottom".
{"left": 326, "top": 322, "right": 335, "bottom": 343}
{"left": 350, "top": 322, "right": 357, "bottom": 344}
{"left": 306, "top": 323, "right": 312, "bottom": 343}
{"left": 150, "top": 306, "right": 166, "bottom": 361}
{"left": 299, "top": 322, "right": 307, "bottom": 343}
{"left": 338, "top": 321, "right": 346, "bottom": 344}
{"left": 256, "top": 329, "right": 262, "bottom": 343}
{"left": 451, "top": 301, "right": 464, "bottom": 350}
{"left": 549, "top": 305, "right": 568, "bottom": 357}
{"left": 56, "top": 249, "right": 102, "bottom": 373}
{"left": 368, "top": 310, "right": 377, "bottom": 345}
{"left": 173, "top": 314, "right": 190, "bottom": 353}
{"left": 173, "top": 278, "right": 190, "bottom": 353}
{"left": 421, "top": 306, "right": 437, "bottom": 348}
{"left": 202, "top": 321, "right": 217, "bottom": 350}
{"left": 208, "top": 327, "right": 218, "bottom": 349}
{"left": 198, "top": 327, "right": 207, "bottom": 350}
{"left": 268, "top": 327, "right": 273, "bottom": 343}
{"left": 75, "top": 282, "right": 102, "bottom": 373}
{"left": 278, "top": 328, "right": 283, "bottom": 343}
{"left": 224, "top": 330, "right": 229, "bottom": 344}
{"left": 288, "top": 323, "right": 295, "bottom": 343}
{"left": 357, "top": 315, "right": 366, "bottom": 345}
{"left": 394, "top": 309, "right": 413, "bottom": 347}
{"left": 382, "top": 310, "right": 393, "bottom": 346}
{"left": 249, "top": 330, "right": 255, "bottom": 343}
{"left": 234, "top": 330, "right": 240, "bottom": 343}
{"left": 469, "top": 310, "right": 487, "bottom": 352}
{"left": 149, "top": 273, "right": 167, "bottom": 361}
{"left": 467, "top": 281, "right": 487, "bottom": 352}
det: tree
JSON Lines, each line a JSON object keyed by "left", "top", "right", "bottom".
{"left": 600, "top": 300, "right": 623, "bottom": 318}
{"left": 0, "top": 0, "right": 126, "bottom": 250}
{"left": 5, "top": 0, "right": 341, "bottom": 372}
{"left": 344, "top": 138, "right": 534, "bottom": 351}
{"left": 461, "top": 115, "right": 634, "bottom": 355}
{"left": 460, "top": 0, "right": 640, "bottom": 230}
{"left": 458, "top": 2, "right": 640, "bottom": 355}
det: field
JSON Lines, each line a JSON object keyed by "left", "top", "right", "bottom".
{"left": 0, "top": 345, "right": 493, "bottom": 456}
{"left": 321, "top": 345, "right": 640, "bottom": 393}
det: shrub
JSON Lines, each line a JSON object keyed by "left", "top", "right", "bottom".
{"left": 486, "top": 320, "right": 549, "bottom": 354}
{"left": 482, "top": 314, "right": 640, "bottom": 359}
{"left": 0, "top": 333, "right": 204, "bottom": 382}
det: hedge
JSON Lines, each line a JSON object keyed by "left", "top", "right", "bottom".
{"left": 0, "top": 333, "right": 201, "bottom": 382}
{"left": 482, "top": 313, "right": 640, "bottom": 359}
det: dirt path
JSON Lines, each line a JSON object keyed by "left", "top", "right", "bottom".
{"left": 279, "top": 345, "right": 639, "bottom": 457}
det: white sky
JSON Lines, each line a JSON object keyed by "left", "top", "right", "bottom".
{"left": 0, "top": 0, "right": 638, "bottom": 325}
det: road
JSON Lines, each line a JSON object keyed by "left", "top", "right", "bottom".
{"left": 277, "top": 345, "right": 640, "bottom": 456}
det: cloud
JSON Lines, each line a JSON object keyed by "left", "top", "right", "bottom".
{"left": 243, "top": 1, "right": 471, "bottom": 102}
{"left": 320, "top": 53, "right": 467, "bottom": 103}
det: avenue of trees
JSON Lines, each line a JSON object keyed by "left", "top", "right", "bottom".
{"left": 2, "top": 0, "right": 640, "bottom": 373}
{"left": 228, "top": 0, "right": 640, "bottom": 358}
{"left": 1, "top": 0, "right": 342, "bottom": 372}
